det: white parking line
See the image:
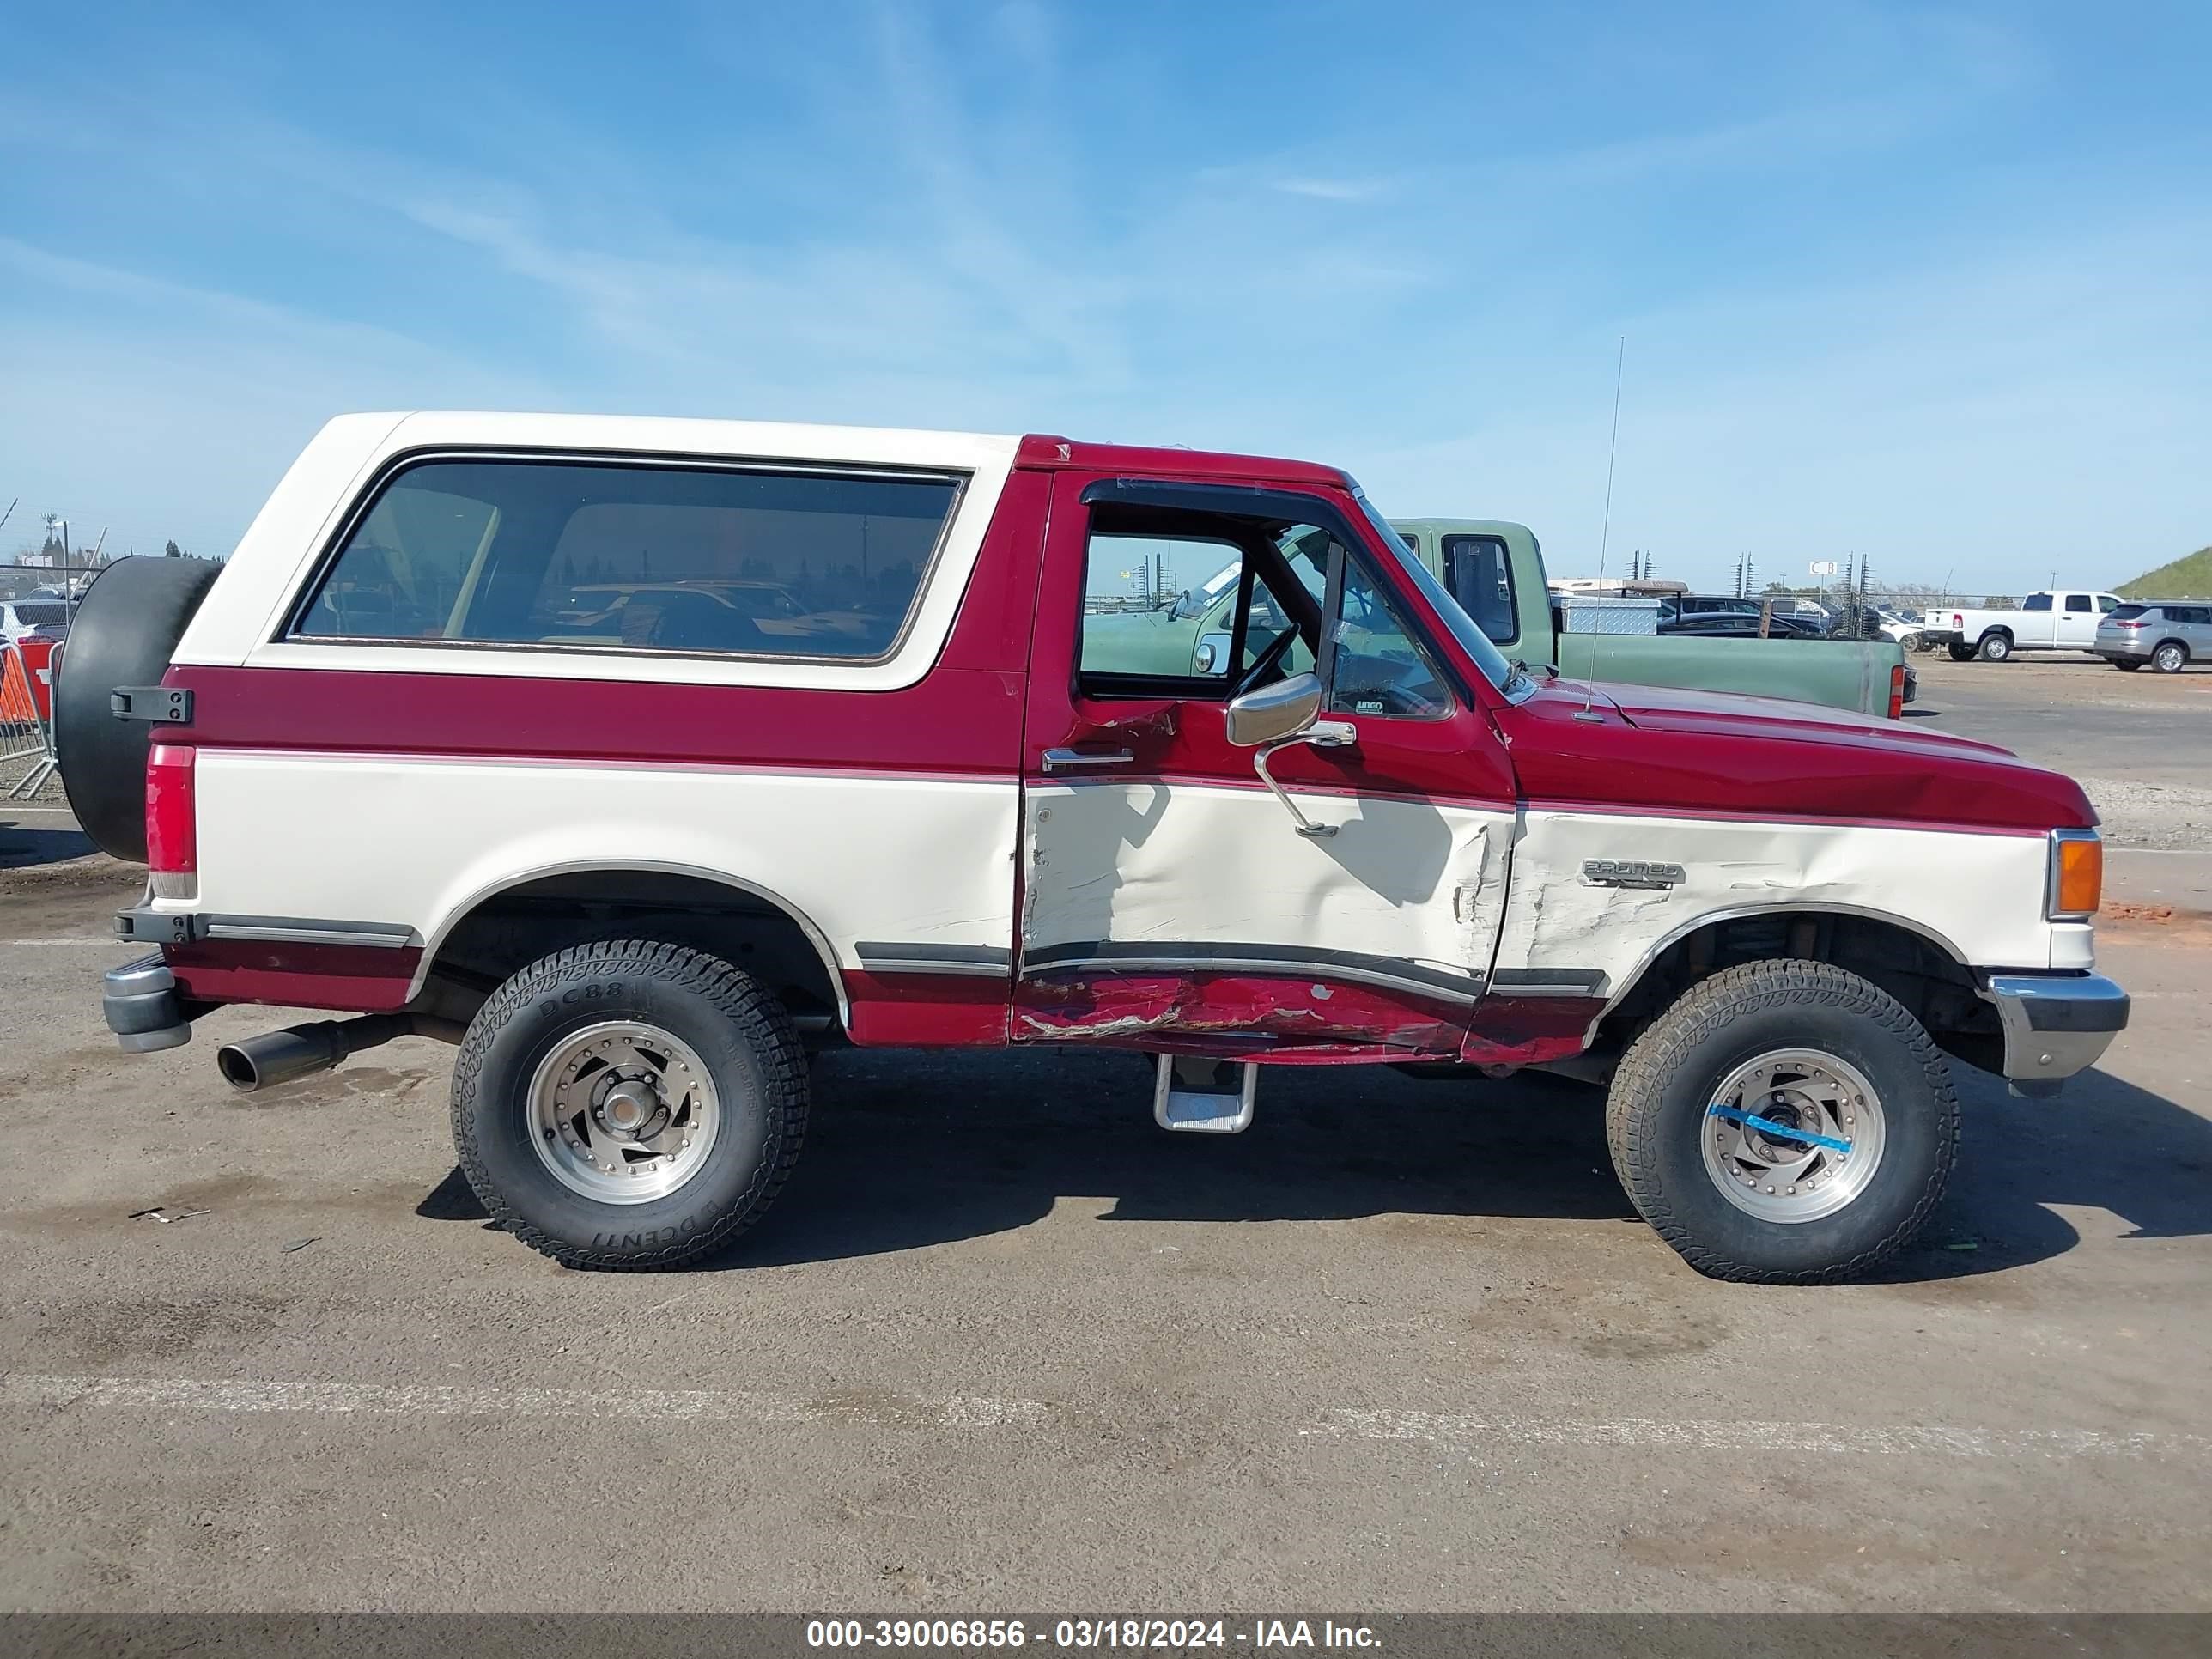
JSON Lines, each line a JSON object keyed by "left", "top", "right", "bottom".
{"left": 0, "top": 1373, "right": 1048, "bottom": 1430}
{"left": 2, "top": 1374, "right": 2198, "bottom": 1459}
{"left": 1311, "top": 1407, "right": 2200, "bottom": 1459}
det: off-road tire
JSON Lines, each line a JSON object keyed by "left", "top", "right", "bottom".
{"left": 1604, "top": 959, "right": 1958, "bottom": 1285}
{"left": 453, "top": 939, "right": 806, "bottom": 1270}
{"left": 1977, "top": 631, "right": 2012, "bottom": 662}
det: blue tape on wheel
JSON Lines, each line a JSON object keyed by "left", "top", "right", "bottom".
{"left": 1707, "top": 1103, "right": 1851, "bottom": 1154}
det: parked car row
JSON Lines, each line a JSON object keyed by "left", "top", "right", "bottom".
{"left": 1649, "top": 601, "right": 1916, "bottom": 702}
{"left": 0, "top": 598, "right": 74, "bottom": 646}
{"left": 2094, "top": 601, "right": 2209, "bottom": 672}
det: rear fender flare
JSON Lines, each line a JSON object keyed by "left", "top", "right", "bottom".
{"left": 410, "top": 859, "right": 850, "bottom": 1027}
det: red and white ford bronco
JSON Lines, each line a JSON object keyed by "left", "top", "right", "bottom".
{"left": 64, "top": 414, "right": 2128, "bottom": 1282}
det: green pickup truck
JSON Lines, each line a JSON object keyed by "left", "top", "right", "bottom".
{"left": 1085, "top": 518, "right": 1910, "bottom": 719}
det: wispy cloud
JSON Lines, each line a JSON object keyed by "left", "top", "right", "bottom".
{"left": 1, "top": 3, "right": 2204, "bottom": 586}
{"left": 1269, "top": 176, "right": 1393, "bottom": 203}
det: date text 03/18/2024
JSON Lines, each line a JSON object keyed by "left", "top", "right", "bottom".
{"left": 805, "top": 1619, "right": 1382, "bottom": 1650}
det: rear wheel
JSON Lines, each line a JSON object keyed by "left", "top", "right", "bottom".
{"left": 453, "top": 939, "right": 807, "bottom": 1270}
{"left": 2153, "top": 641, "right": 2188, "bottom": 674}
{"left": 1977, "top": 631, "right": 2012, "bottom": 662}
{"left": 1604, "top": 960, "right": 1957, "bottom": 1284}
{"left": 1946, "top": 642, "right": 1975, "bottom": 662}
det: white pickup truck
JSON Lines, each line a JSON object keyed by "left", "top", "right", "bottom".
{"left": 1925, "top": 590, "right": 2124, "bottom": 662}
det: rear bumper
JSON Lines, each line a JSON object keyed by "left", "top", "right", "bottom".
{"left": 102, "top": 952, "right": 192, "bottom": 1053}
{"left": 1980, "top": 973, "right": 2129, "bottom": 1097}
{"left": 2091, "top": 638, "right": 2154, "bottom": 661}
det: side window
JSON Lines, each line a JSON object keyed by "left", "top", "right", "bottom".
{"left": 1327, "top": 556, "right": 1451, "bottom": 720}
{"left": 2065, "top": 593, "right": 2094, "bottom": 613}
{"left": 2022, "top": 593, "right": 2052, "bottom": 611}
{"left": 295, "top": 459, "right": 961, "bottom": 659}
{"left": 1441, "top": 534, "right": 1517, "bottom": 645}
{"left": 2097, "top": 594, "right": 2119, "bottom": 614}
{"left": 1079, "top": 534, "right": 1249, "bottom": 684}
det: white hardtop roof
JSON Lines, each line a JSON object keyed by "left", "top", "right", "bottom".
{"left": 358, "top": 410, "right": 1022, "bottom": 469}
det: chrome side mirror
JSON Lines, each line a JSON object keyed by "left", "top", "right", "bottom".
{"left": 1225, "top": 672, "right": 1323, "bottom": 747}
{"left": 1224, "top": 672, "right": 1356, "bottom": 838}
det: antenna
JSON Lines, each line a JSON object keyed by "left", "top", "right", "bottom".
{"left": 1595, "top": 336, "right": 1625, "bottom": 583}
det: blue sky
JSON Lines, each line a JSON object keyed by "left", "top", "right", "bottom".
{"left": 3, "top": 0, "right": 2207, "bottom": 592}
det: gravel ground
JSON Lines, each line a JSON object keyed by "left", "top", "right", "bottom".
{"left": 2072, "top": 778, "right": 2212, "bottom": 851}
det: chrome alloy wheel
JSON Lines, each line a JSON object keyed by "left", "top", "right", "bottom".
{"left": 1700, "top": 1048, "right": 1886, "bottom": 1224}
{"left": 527, "top": 1020, "right": 721, "bottom": 1204}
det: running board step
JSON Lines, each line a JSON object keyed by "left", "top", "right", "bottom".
{"left": 1153, "top": 1055, "right": 1257, "bottom": 1134}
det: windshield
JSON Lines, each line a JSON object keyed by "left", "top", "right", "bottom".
{"left": 1351, "top": 489, "right": 1522, "bottom": 696}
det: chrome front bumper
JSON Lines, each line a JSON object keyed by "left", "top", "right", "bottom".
{"left": 1982, "top": 973, "right": 2129, "bottom": 1097}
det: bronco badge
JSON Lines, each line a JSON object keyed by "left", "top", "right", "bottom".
{"left": 1583, "top": 859, "right": 1686, "bottom": 890}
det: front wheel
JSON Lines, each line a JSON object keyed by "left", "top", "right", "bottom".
{"left": 1605, "top": 960, "right": 1958, "bottom": 1284}
{"left": 1977, "top": 632, "right": 2012, "bottom": 662}
{"left": 453, "top": 939, "right": 808, "bottom": 1270}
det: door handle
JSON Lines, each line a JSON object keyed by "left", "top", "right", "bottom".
{"left": 1042, "top": 747, "right": 1136, "bottom": 772}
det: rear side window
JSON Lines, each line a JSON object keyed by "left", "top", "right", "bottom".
{"left": 1441, "top": 534, "right": 1517, "bottom": 646}
{"left": 2065, "top": 593, "right": 2094, "bottom": 613}
{"left": 2022, "top": 594, "right": 2052, "bottom": 611}
{"left": 293, "top": 458, "right": 963, "bottom": 660}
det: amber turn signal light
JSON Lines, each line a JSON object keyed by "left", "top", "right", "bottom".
{"left": 2050, "top": 833, "right": 2103, "bottom": 920}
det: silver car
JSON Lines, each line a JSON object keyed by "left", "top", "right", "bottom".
{"left": 2095, "top": 601, "right": 2211, "bottom": 673}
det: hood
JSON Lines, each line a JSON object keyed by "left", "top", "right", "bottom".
{"left": 1500, "top": 678, "right": 2095, "bottom": 833}
{"left": 1595, "top": 678, "right": 2012, "bottom": 754}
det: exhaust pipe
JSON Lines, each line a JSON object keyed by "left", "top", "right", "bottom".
{"left": 216, "top": 1014, "right": 467, "bottom": 1093}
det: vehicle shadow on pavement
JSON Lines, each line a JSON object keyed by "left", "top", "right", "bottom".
{"left": 1876, "top": 1065, "right": 2212, "bottom": 1280}
{"left": 414, "top": 1048, "right": 2212, "bottom": 1279}
{"left": 418, "top": 1048, "right": 1638, "bottom": 1254}
{"left": 0, "top": 818, "right": 96, "bottom": 871}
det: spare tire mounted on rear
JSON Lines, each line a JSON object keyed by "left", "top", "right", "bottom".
{"left": 52, "top": 557, "right": 222, "bottom": 863}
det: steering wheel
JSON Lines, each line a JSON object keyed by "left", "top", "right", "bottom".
{"left": 1334, "top": 651, "right": 1444, "bottom": 718}
{"left": 1231, "top": 625, "right": 1301, "bottom": 699}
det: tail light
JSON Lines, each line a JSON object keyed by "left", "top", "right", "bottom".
{"left": 2047, "top": 830, "right": 2102, "bottom": 921}
{"left": 1887, "top": 664, "right": 1905, "bottom": 720}
{"left": 145, "top": 743, "right": 198, "bottom": 901}
{"left": 2112, "top": 620, "right": 2148, "bottom": 629}
{"left": 1950, "top": 613, "right": 1963, "bottom": 628}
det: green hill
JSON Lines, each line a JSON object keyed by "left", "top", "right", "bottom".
{"left": 2118, "top": 546, "right": 2212, "bottom": 599}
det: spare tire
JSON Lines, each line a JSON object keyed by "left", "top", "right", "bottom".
{"left": 54, "top": 556, "right": 223, "bottom": 862}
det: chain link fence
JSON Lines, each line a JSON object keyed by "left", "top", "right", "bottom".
{"left": 1, "top": 635, "right": 61, "bottom": 799}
